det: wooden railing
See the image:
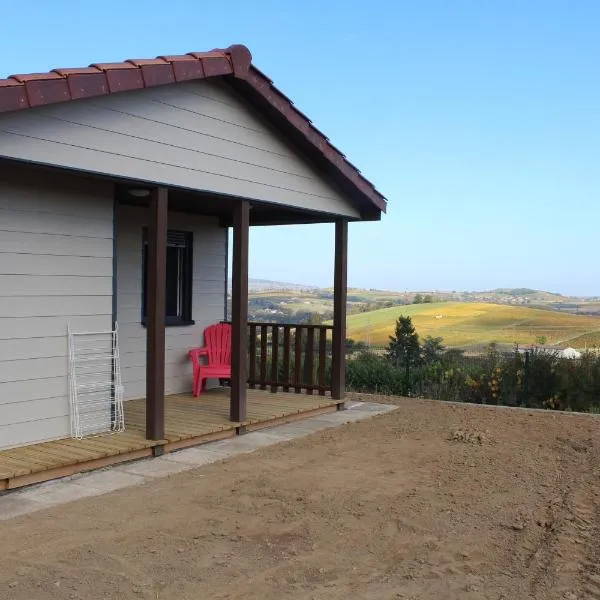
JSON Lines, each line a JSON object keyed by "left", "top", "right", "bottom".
{"left": 247, "top": 322, "right": 333, "bottom": 395}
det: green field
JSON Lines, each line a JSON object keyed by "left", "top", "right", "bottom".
{"left": 346, "top": 302, "right": 600, "bottom": 350}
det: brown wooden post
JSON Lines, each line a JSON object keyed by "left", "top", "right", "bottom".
{"left": 146, "top": 187, "right": 168, "bottom": 440}
{"left": 294, "top": 327, "right": 303, "bottom": 393}
{"left": 230, "top": 200, "right": 250, "bottom": 422}
{"left": 331, "top": 219, "right": 348, "bottom": 400}
{"left": 259, "top": 326, "right": 268, "bottom": 390}
{"left": 318, "top": 326, "right": 327, "bottom": 396}
{"left": 270, "top": 325, "right": 280, "bottom": 393}
{"left": 305, "top": 326, "right": 315, "bottom": 394}
{"left": 248, "top": 323, "right": 257, "bottom": 389}
{"left": 282, "top": 326, "right": 291, "bottom": 392}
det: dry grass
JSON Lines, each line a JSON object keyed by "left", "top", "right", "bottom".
{"left": 347, "top": 301, "right": 600, "bottom": 348}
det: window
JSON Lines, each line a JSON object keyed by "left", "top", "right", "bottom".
{"left": 142, "top": 229, "right": 194, "bottom": 326}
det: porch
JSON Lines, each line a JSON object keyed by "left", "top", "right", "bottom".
{"left": 137, "top": 187, "right": 348, "bottom": 442}
{"left": 0, "top": 388, "right": 342, "bottom": 491}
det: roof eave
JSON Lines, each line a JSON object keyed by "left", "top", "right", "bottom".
{"left": 0, "top": 44, "right": 387, "bottom": 215}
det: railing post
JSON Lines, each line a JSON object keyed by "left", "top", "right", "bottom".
{"left": 294, "top": 326, "right": 303, "bottom": 393}
{"left": 271, "top": 325, "right": 280, "bottom": 393}
{"left": 259, "top": 325, "right": 268, "bottom": 390}
{"left": 318, "top": 326, "right": 327, "bottom": 396}
{"left": 248, "top": 323, "right": 257, "bottom": 389}
{"left": 282, "top": 326, "right": 291, "bottom": 392}
{"left": 305, "top": 326, "right": 315, "bottom": 394}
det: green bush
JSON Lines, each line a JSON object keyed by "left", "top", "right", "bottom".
{"left": 346, "top": 347, "right": 600, "bottom": 413}
{"left": 346, "top": 350, "right": 408, "bottom": 395}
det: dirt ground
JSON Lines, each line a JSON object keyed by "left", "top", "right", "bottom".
{"left": 1, "top": 395, "right": 600, "bottom": 600}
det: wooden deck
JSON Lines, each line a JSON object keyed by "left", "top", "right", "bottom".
{"left": 0, "top": 389, "right": 342, "bottom": 491}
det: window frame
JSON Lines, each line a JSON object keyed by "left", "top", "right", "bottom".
{"left": 141, "top": 228, "right": 195, "bottom": 327}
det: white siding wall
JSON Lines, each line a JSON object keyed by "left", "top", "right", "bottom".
{"left": 116, "top": 205, "right": 226, "bottom": 400}
{"left": 0, "top": 165, "right": 113, "bottom": 450}
{"left": 0, "top": 80, "right": 359, "bottom": 218}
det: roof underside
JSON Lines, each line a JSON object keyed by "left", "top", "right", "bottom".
{"left": 0, "top": 45, "right": 386, "bottom": 217}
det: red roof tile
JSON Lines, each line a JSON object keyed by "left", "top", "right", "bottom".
{"left": 0, "top": 44, "right": 386, "bottom": 213}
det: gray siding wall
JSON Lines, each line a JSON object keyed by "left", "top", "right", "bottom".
{"left": 0, "top": 165, "right": 113, "bottom": 450}
{"left": 116, "top": 205, "right": 226, "bottom": 400}
{"left": 0, "top": 80, "right": 359, "bottom": 218}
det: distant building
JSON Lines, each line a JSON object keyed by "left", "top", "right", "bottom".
{"left": 517, "top": 346, "right": 582, "bottom": 359}
{"left": 557, "top": 347, "right": 582, "bottom": 359}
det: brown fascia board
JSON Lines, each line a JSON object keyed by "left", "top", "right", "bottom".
{"left": 0, "top": 44, "right": 387, "bottom": 215}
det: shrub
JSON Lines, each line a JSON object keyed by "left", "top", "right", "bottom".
{"left": 347, "top": 350, "right": 408, "bottom": 396}
{"left": 345, "top": 346, "right": 600, "bottom": 413}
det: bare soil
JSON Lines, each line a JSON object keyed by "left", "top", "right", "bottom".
{"left": 2, "top": 394, "right": 600, "bottom": 600}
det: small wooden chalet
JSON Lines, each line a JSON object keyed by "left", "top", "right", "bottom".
{"left": 0, "top": 44, "right": 386, "bottom": 489}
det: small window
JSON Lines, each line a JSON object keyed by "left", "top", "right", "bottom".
{"left": 142, "top": 229, "right": 194, "bottom": 326}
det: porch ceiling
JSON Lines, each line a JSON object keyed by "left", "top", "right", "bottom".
{"left": 116, "top": 183, "right": 367, "bottom": 226}
{"left": 0, "top": 156, "right": 375, "bottom": 226}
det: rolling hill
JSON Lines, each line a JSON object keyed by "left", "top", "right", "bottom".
{"left": 346, "top": 302, "right": 600, "bottom": 350}
{"left": 230, "top": 278, "right": 319, "bottom": 292}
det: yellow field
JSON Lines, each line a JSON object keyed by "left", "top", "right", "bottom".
{"left": 346, "top": 302, "right": 600, "bottom": 349}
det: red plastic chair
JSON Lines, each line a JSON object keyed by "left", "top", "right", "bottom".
{"left": 188, "top": 323, "right": 232, "bottom": 397}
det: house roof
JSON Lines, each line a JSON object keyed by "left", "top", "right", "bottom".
{"left": 0, "top": 45, "right": 386, "bottom": 215}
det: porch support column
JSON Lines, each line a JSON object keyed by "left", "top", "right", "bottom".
{"left": 146, "top": 187, "right": 168, "bottom": 440}
{"left": 230, "top": 200, "right": 250, "bottom": 422}
{"left": 331, "top": 219, "right": 348, "bottom": 400}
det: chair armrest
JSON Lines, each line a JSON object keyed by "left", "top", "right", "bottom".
{"left": 189, "top": 347, "right": 208, "bottom": 355}
{"left": 188, "top": 347, "right": 209, "bottom": 366}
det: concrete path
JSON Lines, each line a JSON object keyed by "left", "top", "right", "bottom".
{"left": 0, "top": 401, "right": 396, "bottom": 521}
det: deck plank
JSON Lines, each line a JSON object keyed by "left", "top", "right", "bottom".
{"left": 0, "top": 389, "right": 339, "bottom": 489}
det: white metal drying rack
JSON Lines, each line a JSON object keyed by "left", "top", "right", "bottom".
{"left": 67, "top": 323, "right": 125, "bottom": 440}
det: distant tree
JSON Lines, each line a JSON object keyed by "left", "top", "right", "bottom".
{"left": 386, "top": 316, "right": 421, "bottom": 368}
{"left": 443, "top": 348, "right": 465, "bottom": 362}
{"left": 486, "top": 342, "right": 500, "bottom": 358}
{"left": 413, "top": 294, "right": 424, "bottom": 304}
{"left": 294, "top": 311, "right": 323, "bottom": 324}
{"left": 535, "top": 335, "right": 548, "bottom": 346}
{"left": 423, "top": 294, "right": 433, "bottom": 303}
{"left": 304, "top": 312, "right": 323, "bottom": 325}
{"left": 422, "top": 335, "right": 445, "bottom": 363}
{"left": 346, "top": 338, "right": 367, "bottom": 354}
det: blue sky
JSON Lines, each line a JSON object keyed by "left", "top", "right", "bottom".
{"left": 2, "top": 1, "right": 599, "bottom": 295}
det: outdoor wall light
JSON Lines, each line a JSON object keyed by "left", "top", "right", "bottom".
{"left": 128, "top": 188, "right": 151, "bottom": 198}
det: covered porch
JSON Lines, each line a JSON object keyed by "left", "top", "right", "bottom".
{"left": 0, "top": 388, "right": 343, "bottom": 491}
{"left": 138, "top": 185, "right": 349, "bottom": 442}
